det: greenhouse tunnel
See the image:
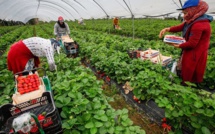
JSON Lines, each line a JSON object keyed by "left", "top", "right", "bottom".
{"left": 0, "top": 0, "right": 215, "bottom": 134}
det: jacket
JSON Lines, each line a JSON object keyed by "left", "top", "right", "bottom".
{"left": 113, "top": 18, "right": 119, "bottom": 25}
{"left": 169, "top": 14, "right": 213, "bottom": 83}
{"left": 54, "top": 22, "right": 70, "bottom": 36}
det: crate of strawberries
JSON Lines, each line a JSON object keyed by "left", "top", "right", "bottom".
{"left": 163, "top": 35, "right": 186, "bottom": 44}
{"left": 12, "top": 69, "right": 46, "bottom": 105}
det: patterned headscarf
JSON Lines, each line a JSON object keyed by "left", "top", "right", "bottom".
{"left": 183, "top": 0, "right": 208, "bottom": 24}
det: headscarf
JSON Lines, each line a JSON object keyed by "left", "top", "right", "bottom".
{"left": 57, "top": 21, "right": 66, "bottom": 28}
{"left": 183, "top": 0, "right": 208, "bottom": 24}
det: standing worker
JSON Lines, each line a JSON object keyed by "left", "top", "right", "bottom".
{"left": 113, "top": 17, "right": 120, "bottom": 29}
{"left": 159, "top": 0, "right": 213, "bottom": 86}
{"left": 54, "top": 16, "right": 71, "bottom": 38}
{"left": 7, "top": 37, "right": 59, "bottom": 74}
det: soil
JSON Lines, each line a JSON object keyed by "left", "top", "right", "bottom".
{"left": 101, "top": 83, "right": 166, "bottom": 134}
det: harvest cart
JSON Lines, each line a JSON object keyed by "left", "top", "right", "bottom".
{"left": 0, "top": 92, "right": 62, "bottom": 134}
{"left": 0, "top": 68, "right": 62, "bottom": 134}
{"left": 58, "top": 35, "right": 79, "bottom": 58}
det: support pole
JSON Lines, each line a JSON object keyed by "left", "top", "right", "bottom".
{"left": 179, "top": 0, "right": 183, "bottom": 7}
{"left": 123, "top": 0, "right": 135, "bottom": 40}
{"left": 107, "top": 16, "right": 110, "bottom": 34}
{"left": 132, "top": 15, "right": 134, "bottom": 40}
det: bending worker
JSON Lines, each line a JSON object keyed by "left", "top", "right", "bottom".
{"left": 7, "top": 37, "right": 59, "bottom": 74}
{"left": 54, "top": 16, "right": 71, "bottom": 38}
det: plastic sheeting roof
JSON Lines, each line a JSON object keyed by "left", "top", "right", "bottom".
{"left": 0, "top": 0, "right": 214, "bottom": 23}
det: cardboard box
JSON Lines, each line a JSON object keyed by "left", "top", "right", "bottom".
{"left": 140, "top": 49, "right": 160, "bottom": 60}
{"left": 12, "top": 74, "right": 46, "bottom": 105}
{"left": 150, "top": 54, "right": 172, "bottom": 66}
{"left": 61, "top": 35, "right": 74, "bottom": 43}
{"left": 12, "top": 78, "right": 45, "bottom": 105}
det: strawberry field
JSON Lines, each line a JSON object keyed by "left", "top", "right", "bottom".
{"left": 0, "top": 18, "right": 215, "bottom": 134}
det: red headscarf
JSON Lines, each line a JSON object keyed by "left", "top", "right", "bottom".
{"left": 183, "top": 0, "right": 208, "bottom": 24}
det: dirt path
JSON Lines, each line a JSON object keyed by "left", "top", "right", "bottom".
{"left": 102, "top": 84, "right": 166, "bottom": 134}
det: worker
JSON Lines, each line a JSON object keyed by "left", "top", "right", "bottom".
{"left": 7, "top": 37, "right": 59, "bottom": 74}
{"left": 113, "top": 17, "right": 120, "bottom": 29}
{"left": 78, "top": 18, "right": 85, "bottom": 25}
{"left": 54, "top": 16, "right": 71, "bottom": 38}
{"left": 159, "top": 0, "right": 213, "bottom": 86}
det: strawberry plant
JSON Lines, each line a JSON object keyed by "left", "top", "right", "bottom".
{"left": 44, "top": 53, "right": 146, "bottom": 134}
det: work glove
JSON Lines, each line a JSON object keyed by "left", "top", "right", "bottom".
{"left": 57, "top": 46, "right": 61, "bottom": 54}
{"left": 49, "top": 64, "right": 57, "bottom": 72}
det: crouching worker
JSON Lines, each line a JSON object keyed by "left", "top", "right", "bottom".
{"left": 7, "top": 37, "right": 58, "bottom": 74}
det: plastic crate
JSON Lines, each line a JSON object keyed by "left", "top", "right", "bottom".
{"left": 58, "top": 35, "right": 79, "bottom": 58}
{"left": 0, "top": 92, "right": 62, "bottom": 134}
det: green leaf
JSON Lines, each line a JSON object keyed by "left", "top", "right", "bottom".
{"left": 194, "top": 101, "right": 203, "bottom": 108}
{"left": 211, "top": 94, "right": 215, "bottom": 99}
{"left": 4, "top": 85, "right": 13, "bottom": 94}
{"left": 85, "top": 121, "right": 94, "bottom": 128}
{"left": 68, "top": 118, "right": 77, "bottom": 127}
{"left": 122, "top": 108, "right": 128, "bottom": 114}
{"left": 115, "top": 126, "right": 124, "bottom": 131}
{"left": 62, "top": 122, "right": 71, "bottom": 129}
{"left": 104, "top": 122, "right": 111, "bottom": 128}
{"left": 71, "top": 130, "right": 81, "bottom": 134}
{"left": 68, "top": 91, "right": 76, "bottom": 98}
{"left": 60, "top": 111, "right": 68, "bottom": 118}
{"left": 55, "top": 101, "right": 63, "bottom": 108}
{"left": 83, "top": 113, "right": 91, "bottom": 121}
{"left": 56, "top": 96, "right": 64, "bottom": 102}
{"left": 96, "top": 110, "right": 105, "bottom": 116}
{"left": 201, "top": 126, "right": 211, "bottom": 134}
{"left": 196, "top": 109, "right": 204, "bottom": 114}
{"left": 172, "top": 110, "right": 179, "bottom": 117}
{"left": 65, "top": 70, "right": 72, "bottom": 76}
{"left": 77, "top": 126, "right": 85, "bottom": 131}
{"left": 107, "top": 127, "right": 114, "bottom": 134}
{"left": 99, "top": 115, "right": 108, "bottom": 122}
{"left": 63, "top": 97, "right": 71, "bottom": 105}
{"left": 63, "top": 129, "right": 71, "bottom": 134}
{"left": 191, "top": 122, "right": 201, "bottom": 128}
{"left": 190, "top": 116, "right": 198, "bottom": 122}
{"left": 121, "top": 115, "right": 128, "bottom": 120}
{"left": 99, "top": 127, "right": 107, "bottom": 134}
{"left": 90, "top": 127, "right": 97, "bottom": 134}
{"left": 204, "top": 109, "right": 214, "bottom": 117}
{"left": 95, "top": 121, "right": 103, "bottom": 127}
{"left": 121, "top": 120, "right": 129, "bottom": 127}
{"left": 123, "top": 119, "right": 133, "bottom": 126}
{"left": 82, "top": 78, "right": 89, "bottom": 84}
{"left": 77, "top": 116, "right": 84, "bottom": 124}
{"left": 93, "top": 102, "right": 101, "bottom": 109}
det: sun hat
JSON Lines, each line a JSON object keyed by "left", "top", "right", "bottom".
{"left": 177, "top": 0, "right": 199, "bottom": 10}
